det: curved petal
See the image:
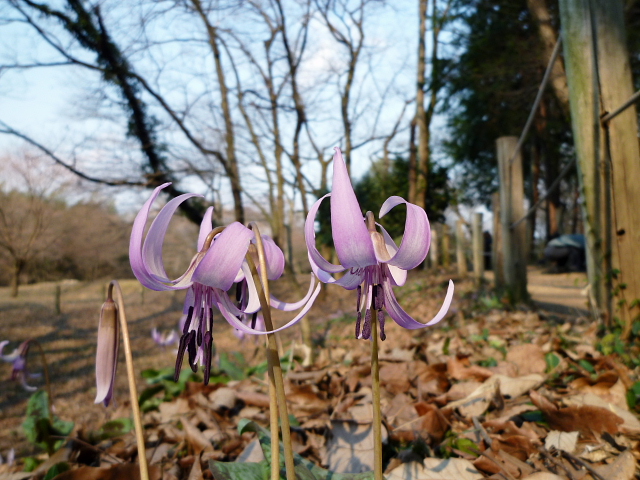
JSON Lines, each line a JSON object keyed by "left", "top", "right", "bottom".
{"left": 130, "top": 183, "right": 177, "bottom": 291}
{"left": 197, "top": 207, "right": 214, "bottom": 251}
{"left": 382, "top": 279, "right": 454, "bottom": 329}
{"left": 308, "top": 253, "right": 364, "bottom": 290}
{"left": 0, "top": 341, "right": 20, "bottom": 363}
{"left": 216, "top": 283, "right": 321, "bottom": 335}
{"left": 379, "top": 226, "right": 407, "bottom": 286}
{"left": 379, "top": 196, "right": 431, "bottom": 270}
{"left": 304, "top": 193, "right": 345, "bottom": 274}
{"left": 259, "top": 235, "right": 285, "bottom": 280}
{"left": 270, "top": 274, "right": 317, "bottom": 311}
{"left": 142, "top": 192, "right": 202, "bottom": 282}
{"left": 240, "top": 261, "right": 262, "bottom": 314}
{"left": 331, "top": 148, "right": 377, "bottom": 268}
{"left": 193, "top": 222, "right": 253, "bottom": 290}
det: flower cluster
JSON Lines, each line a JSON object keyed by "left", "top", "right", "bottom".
{"left": 97, "top": 148, "right": 454, "bottom": 403}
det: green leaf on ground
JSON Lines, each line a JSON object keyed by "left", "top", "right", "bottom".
{"left": 22, "top": 391, "right": 74, "bottom": 455}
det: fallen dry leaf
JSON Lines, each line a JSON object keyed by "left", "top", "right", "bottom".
{"left": 448, "top": 356, "right": 494, "bottom": 382}
{"left": 593, "top": 450, "right": 636, "bottom": 480}
{"left": 544, "top": 431, "right": 579, "bottom": 453}
{"left": 386, "top": 458, "right": 484, "bottom": 480}
{"left": 50, "top": 464, "right": 161, "bottom": 480}
{"left": 529, "top": 390, "right": 622, "bottom": 439}
{"left": 180, "top": 416, "right": 213, "bottom": 455}
{"left": 322, "top": 421, "right": 388, "bottom": 474}
{"left": 506, "top": 344, "right": 547, "bottom": 376}
{"left": 563, "top": 392, "right": 640, "bottom": 435}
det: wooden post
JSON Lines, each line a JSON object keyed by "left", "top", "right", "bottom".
{"left": 430, "top": 227, "right": 439, "bottom": 269}
{"left": 472, "top": 212, "right": 484, "bottom": 283}
{"left": 456, "top": 220, "right": 468, "bottom": 277}
{"left": 592, "top": 0, "right": 640, "bottom": 338}
{"left": 497, "top": 136, "right": 528, "bottom": 303}
{"left": 54, "top": 285, "right": 61, "bottom": 315}
{"left": 492, "top": 193, "right": 504, "bottom": 287}
{"left": 442, "top": 224, "right": 451, "bottom": 268}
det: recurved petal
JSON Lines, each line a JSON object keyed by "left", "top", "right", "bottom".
{"left": 95, "top": 299, "right": 119, "bottom": 407}
{"left": 240, "top": 262, "right": 262, "bottom": 314}
{"left": 215, "top": 283, "right": 321, "bottom": 335}
{"left": 308, "top": 252, "right": 364, "bottom": 290}
{"left": 379, "top": 226, "right": 407, "bottom": 286}
{"left": 197, "top": 207, "right": 214, "bottom": 251}
{"left": 193, "top": 222, "right": 253, "bottom": 291}
{"left": 330, "top": 148, "right": 377, "bottom": 269}
{"left": 260, "top": 235, "right": 285, "bottom": 280}
{"left": 143, "top": 192, "right": 203, "bottom": 282}
{"left": 270, "top": 274, "right": 318, "bottom": 311}
{"left": 379, "top": 196, "right": 430, "bottom": 270}
{"left": 305, "top": 193, "right": 345, "bottom": 274}
{"left": 0, "top": 341, "right": 20, "bottom": 363}
{"left": 382, "top": 279, "right": 454, "bottom": 329}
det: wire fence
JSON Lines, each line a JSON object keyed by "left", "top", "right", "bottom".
{"left": 504, "top": 33, "right": 640, "bottom": 231}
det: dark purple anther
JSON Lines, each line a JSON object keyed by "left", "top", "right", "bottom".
{"left": 374, "top": 284, "right": 384, "bottom": 311}
{"left": 251, "top": 312, "right": 258, "bottom": 329}
{"left": 203, "top": 331, "right": 213, "bottom": 385}
{"left": 362, "top": 309, "right": 372, "bottom": 340}
{"left": 174, "top": 334, "right": 190, "bottom": 381}
{"left": 186, "top": 331, "right": 198, "bottom": 373}
{"left": 379, "top": 311, "right": 386, "bottom": 341}
{"left": 183, "top": 307, "right": 194, "bottom": 334}
{"left": 355, "top": 311, "right": 362, "bottom": 338}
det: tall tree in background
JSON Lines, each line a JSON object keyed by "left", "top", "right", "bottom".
{"left": 411, "top": 0, "right": 455, "bottom": 209}
{"left": 444, "top": 0, "right": 574, "bottom": 243}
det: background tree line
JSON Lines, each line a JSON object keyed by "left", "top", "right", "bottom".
{"left": 1, "top": 0, "right": 639, "bottom": 289}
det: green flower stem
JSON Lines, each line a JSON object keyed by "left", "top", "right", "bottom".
{"left": 370, "top": 310, "right": 383, "bottom": 480}
{"left": 28, "top": 340, "right": 53, "bottom": 421}
{"left": 247, "top": 224, "right": 296, "bottom": 480}
{"left": 109, "top": 281, "right": 149, "bottom": 480}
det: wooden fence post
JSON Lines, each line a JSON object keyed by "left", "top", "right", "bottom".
{"left": 456, "top": 219, "right": 468, "bottom": 277}
{"left": 430, "top": 227, "right": 439, "bottom": 269}
{"left": 492, "top": 192, "right": 504, "bottom": 288}
{"left": 54, "top": 284, "right": 61, "bottom": 315}
{"left": 442, "top": 224, "right": 451, "bottom": 268}
{"left": 473, "top": 212, "right": 484, "bottom": 283}
{"left": 497, "top": 136, "right": 528, "bottom": 303}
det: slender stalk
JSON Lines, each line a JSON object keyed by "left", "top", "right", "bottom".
{"left": 109, "top": 281, "right": 149, "bottom": 480}
{"left": 370, "top": 310, "right": 383, "bottom": 480}
{"left": 248, "top": 223, "right": 296, "bottom": 480}
{"left": 28, "top": 340, "right": 53, "bottom": 421}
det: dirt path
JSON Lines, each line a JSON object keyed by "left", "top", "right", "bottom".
{"left": 485, "top": 267, "right": 589, "bottom": 315}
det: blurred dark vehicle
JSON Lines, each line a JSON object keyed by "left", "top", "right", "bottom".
{"left": 543, "top": 234, "right": 586, "bottom": 272}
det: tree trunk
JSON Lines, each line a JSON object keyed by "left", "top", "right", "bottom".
{"left": 527, "top": 0, "right": 571, "bottom": 117}
{"left": 11, "top": 258, "right": 25, "bottom": 298}
{"left": 414, "top": 0, "right": 428, "bottom": 210}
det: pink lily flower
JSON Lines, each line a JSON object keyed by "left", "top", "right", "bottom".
{"left": 151, "top": 328, "right": 179, "bottom": 347}
{"left": 0, "top": 340, "right": 39, "bottom": 392}
{"left": 130, "top": 183, "right": 320, "bottom": 383}
{"left": 305, "top": 148, "right": 454, "bottom": 340}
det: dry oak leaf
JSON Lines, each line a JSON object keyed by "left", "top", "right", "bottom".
{"left": 386, "top": 458, "right": 483, "bottom": 480}
{"left": 521, "top": 474, "right": 566, "bottom": 480}
{"left": 563, "top": 392, "right": 640, "bottom": 436}
{"left": 414, "top": 402, "right": 452, "bottom": 443}
{"left": 48, "top": 464, "right": 161, "bottom": 480}
{"left": 593, "top": 450, "right": 636, "bottom": 480}
{"left": 529, "top": 390, "right": 622, "bottom": 439}
{"left": 569, "top": 372, "right": 628, "bottom": 410}
{"left": 180, "top": 416, "right": 214, "bottom": 455}
{"left": 448, "top": 356, "right": 494, "bottom": 382}
{"left": 446, "top": 379, "right": 502, "bottom": 418}
{"left": 380, "top": 362, "right": 412, "bottom": 394}
{"left": 506, "top": 344, "right": 547, "bottom": 376}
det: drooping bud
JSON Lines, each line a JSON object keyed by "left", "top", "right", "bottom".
{"left": 95, "top": 298, "right": 119, "bottom": 406}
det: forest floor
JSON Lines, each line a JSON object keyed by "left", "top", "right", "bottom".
{"left": 0, "top": 267, "right": 638, "bottom": 480}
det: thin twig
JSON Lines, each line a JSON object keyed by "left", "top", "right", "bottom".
{"left": 537, "top": 446, "right": 578, "bottom": 480}
{"left": 559, "top": 450, "right": 608, "bottom": 480}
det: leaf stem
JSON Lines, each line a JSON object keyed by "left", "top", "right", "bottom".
{"left": 371, "top": 310, "right": 383, "bottom": 480}
{"left": 109, "top": 281, "right": 149, "bottom": 480}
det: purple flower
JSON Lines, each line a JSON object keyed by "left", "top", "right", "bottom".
{"left": 305, "top": 148, "right": 454, "bottom": 340}
{"left": 95, "top": 298, "right": 119, "bottom": 406}
{"left": 0, "top": 340, "right": 39, "bottom": 391}
{"left": 151, "top": 328, "right": 179, "bottom": 347}
{"left": 130, "top": 183, "right": 320, "bottom": 383}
